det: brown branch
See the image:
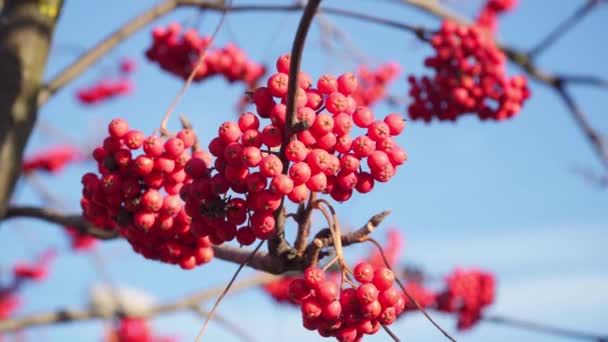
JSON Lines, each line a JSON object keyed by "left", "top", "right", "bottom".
{"left": 269, "top": 0, "right": 321, "bottom": 259}
{"left": 528, "top": 0, "right": 601, "bottom": 57}
{"left": 0, "top": 273, "right": 276, "bottom": 333}
{"left": 293, "top": 192, "right": 316, "bottom": 254}
{"left": 482, "top": 314, "right": 608, "bottom": 342}
{"left": 3, "top": 206, "right": 119, "bottom": 239}
{"left": 556, "top": 85, "right": 608, "bottom": 169}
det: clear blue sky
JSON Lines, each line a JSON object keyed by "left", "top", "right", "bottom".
{"left": 2, "top": 0, "right": 607, "bottom": 341}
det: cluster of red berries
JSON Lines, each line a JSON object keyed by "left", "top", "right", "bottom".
{"left": 288, "top": 263, "right": 405, "bottom": 341}
{"left": 80, "top": 118, "right": 214, "bottom": 269}
{"left": 351, "top": 63, "right": 401, "bottom": 107}
{"left": 76, "top": 57, "right": 136, "bottom": 105}
{"left": 65, "top": 226, "right": 97, "bottom": 251}
{"left": 0, "top": 250, "right": 55, "bottom": 328}
{"left": 179, "top": 54, "right": 407, "bottom": 246}
{"left": 106, "top": 317, "right": 175, "bottom": 342}
{"left": 436, "top": 268, "right": 495, "bottom": 330}
{"left": 477, "top": 0, "right": 518, "bottom": 32}
{"left": 365, "top": 228, "right": 403, "bottom": 269}
{"left": 407, "top": 20, "right": 530, "bottom": 122}
{"left": 12, "top": 249, "right": 55, "bottom": 282}
{"left": 22, "top": 145, "right": 82, "bottom": 175}
{"left": 263, "top": 276, "right": 300, "bottom": 303}
{"left": 145, "top": 23, "right": 265, "bottom": 87}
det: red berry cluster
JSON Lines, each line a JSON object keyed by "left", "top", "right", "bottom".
{"left": 22, "top": 145, "right": 82, "bottom": 175}
{"left": 407, "top": 20, "right": 530, "bottom": 121}
{"left": 65, "top": 226, "right": 98, "bottom": 251}
{"left": 366, "top": 228, "right": 403, "bottom": 269}
{"left": 106, "top": 317, "right": 175, "bottom": 342}
{"left": 436, "top": 268, "right": 495, "bottom": 330}
{"left": 77, "top": 79, "right": 133, "bottom": 105}
{"left": 1, "top": 250, "right": 55, "bottom": 326}
{"left": 81, "top": 118, "right": 214, "bottom": 269}
{"left": 180, "top": 54, "right": 407, "bottom": 246}
{"left": 12, "top": 249, "right": 55, "bottom": 282}
{"left": 76, "top": 58, "right": 136, "bottom": 105}
{"left": 289, "top": 264, "right": 405, "bottom": 341}
{"left": 477, "top": 0, "right": 518, "bottom": 32}
{"left": 351, "top": 63, "right": 401, "bottom": 107}
{"left": 263, "top": 276, "right": 300, "bottom": 303}
{"left": 145, "top": 23, "right": 265, "bottom": 87}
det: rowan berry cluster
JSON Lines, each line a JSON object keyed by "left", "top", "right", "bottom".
{"left": 263, "top": 276, "right": 300, "bottom": 303}
{"left": 365, "top": 228, "right": 403, "bottom": 269}
{"left": 289, "top": 263, "right": 405, "bottom": 341}
{"left": 1, "top": 250, "right": 55, "bottom": 329}
{"left": 106, "top": 317, "right": 175, "bottom": 342}
{"left": 145, "top": 23, "right": 265, "bottom": 87}
{"left": 65, "top": 226, "right": 97, "bottom": 251}
{"left": 179, "top": 54, "right": 407, "bottom": 246}
{"left": 76, "top": 57, "right": 136, "bottom": 105}
{"left": 436, "top": 268, "right": 495, "bottom": 330}
{"left": 477, "top": 0, "right": 518, "bottom": 32}
{"left": 80, "top": 118, "right": 214, "bottom": 269}
{"left": 407, "top": 20, "right": 530, "bottom": 122}
{"left": 22, "top": 145, "right": 82, "bottom": 175}
{"left": 351, "top": 63, "right": 401, "bottom": 107}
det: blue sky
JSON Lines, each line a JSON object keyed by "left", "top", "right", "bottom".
{"left": 1, "top": 0, "right": 607, "bottom": 341}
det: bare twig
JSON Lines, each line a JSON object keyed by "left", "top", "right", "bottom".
{"left": 483, "top": 315, "right": 608, "bottom": 342}
{"left": 192, "top": 306, "right": 257, "bottom": 342}
{"left": 195, "top": 240, "right": 264, "bottom": 342}
{"left": 368, "top": 238, "right": 457, "bottom": 342}
{"left": 528, "top": 0, "right": 601, "bottom": 57}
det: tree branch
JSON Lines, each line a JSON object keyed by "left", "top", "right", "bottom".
{"left": 528, "top": 0, "right": 601, "bottom": 57}
{"left": 0, "top": 273, "right": 276, "bottom": 333}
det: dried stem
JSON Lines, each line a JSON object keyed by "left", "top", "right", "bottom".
{"left": 528, "top": 0, "right": 601, "bottom": 57}
{"left": 367, "top": 238, "right": 457, "bottom": 342}
{"left": 195, "top": 240, "right": 264, "bottom": 342}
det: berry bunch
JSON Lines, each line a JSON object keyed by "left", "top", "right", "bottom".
{"left": 407, "top": 20, "right": 530, "bottom": 122}
{"left": 263, "top": 276, "right": 300, "bottom": 303}
{"left": 22, "top": 145, "right": 82, "bottom": 175}
{"left": 351, "top": 63, "right": 401, "bottom": 107}
{"left": 80, "top": 118, "right": 214, "bottom": 269}
{"left": 145, "top": 23, "right": 265, "bottom": 87}
{"left": 106, "top": 317, "right": 175, "bottom": 342}
{"left": 65, "top": 226, "right": 98, "bottom": 251}
{"left": 76, "top": 79, "right": 133, "bottom": 105}
{"left": 12, "top": 249, "right": 55, "bottom": 282}
{"left": 289, "top": 263, "right": 405, "bottom": 341}
{"left": 180, "top": 54, "right": 407, "bottom": 246}
{"left": 477, "top": 0, "right": 518, "bottom": 32}
{"left": 436, "top": 268, "right": 495, "bottom": 330}
{"left": 366, "top": 228, "right": 403, "bottom": 269}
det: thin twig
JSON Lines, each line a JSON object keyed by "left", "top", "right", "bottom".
{"left": 192, "top": 306, "right": 258, "bottom": 342}
{"left": 483, "top": 315, "right": 608, "bottom": 342}
{"left": 368, "top": 238, "right": 457, "bottom": 342}
{"left": 528, "top": 0, "right": 601, "bottom": 57}
{"left": 195, "top": 240, "right": 264, "bottom": 342}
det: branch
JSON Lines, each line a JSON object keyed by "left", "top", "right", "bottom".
{"left": 0, "top": 273, "right": 276, "bottom": 332}
{"left": 556, "top": 85, "right": 608, "bottom": 169}
{"left": 483, "top": 315, "right": 608, "bottom": 342}
{"left": 3, "top": 206, "right": 119, "bottom": 240}
{"left": 528, "top": 0, "right": 601, "bottom": 57}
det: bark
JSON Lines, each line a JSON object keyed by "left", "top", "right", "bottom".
{"left": 0, "top": 0, "right": 63, "bottom": 216}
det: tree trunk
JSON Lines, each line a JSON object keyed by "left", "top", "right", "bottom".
{"left": 0, "top": 0, "right": 63, "bottom": 216}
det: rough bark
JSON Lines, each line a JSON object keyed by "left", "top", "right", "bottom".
{"left": 0, "top": 0, "right": 63, "bottom": 216}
